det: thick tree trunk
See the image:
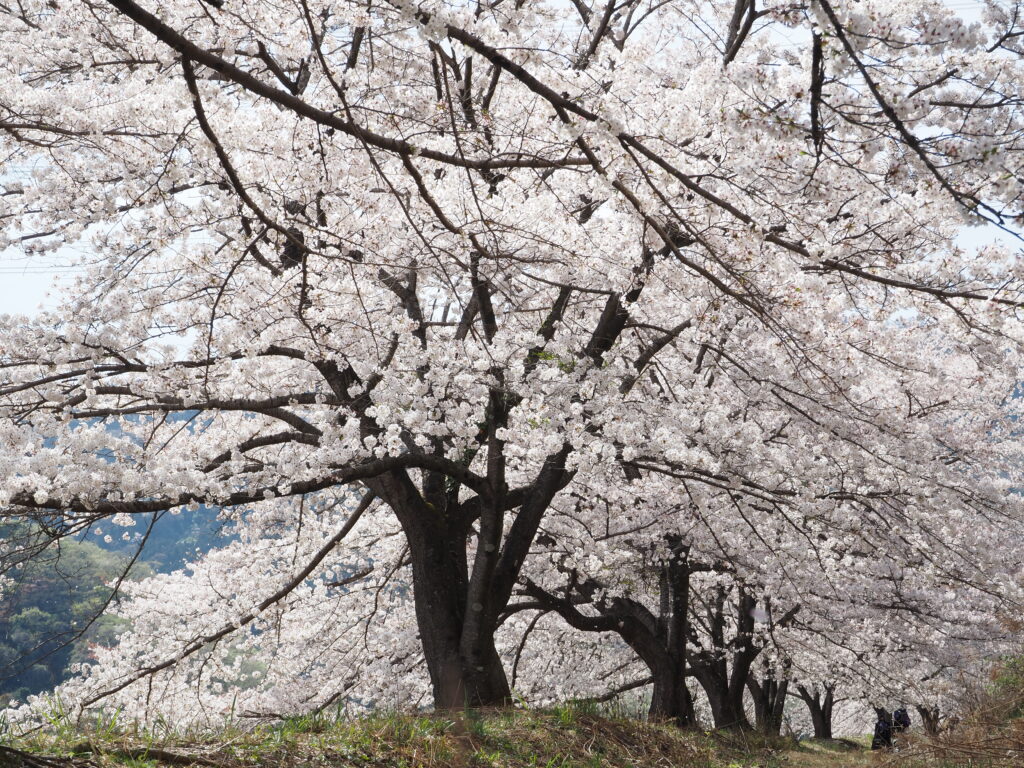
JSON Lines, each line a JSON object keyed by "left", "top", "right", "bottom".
{"left": 688, "top": 588, "right": 759, "bottom": 730}
{"left": 407, "top": 523, "right": 512, "bottom": 708}
{"left": 796, "top": 684, "right": 835, "bottom": 740}
{"left": 520, "top": 537, "right": 697, "bottom": 728}
{"left": 704, "top": 680, "right": 751, "bottom": 730}
{"left": 412, "top": 552, "right": 512, "bottom": 706}
{"left": 426, "top": 634, "right": 511, "bottom": 709}
{"left": 749, "top": 679, "right": 769, "bottom": 731}
{"left": 690, "top": 659, "right": 751, "bottom": 729}
{"left": 373, "top": 471, "right": 513, "bottom": 709}
{"left": 649, "top": 661, "right": 695, "bottom": 727}
{"left": 770, "top": 679, "right": 789, "bottom": 734}
{"left": 809, "top": 705, "right": 831, "bottom": 739}
{"left": 648, "top": 539, "right": 695, "bottom": 727}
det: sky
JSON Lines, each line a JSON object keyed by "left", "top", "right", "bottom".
{"left": 0, "top": 0, "right": 1009, "bottom": 318}
{"left": 0, "top": 246, "right": 85, "bottom": 316}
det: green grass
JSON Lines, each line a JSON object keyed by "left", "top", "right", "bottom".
{"left": 778, "top": 738, "right": 873, "bottom": 768}
{"left": 4, "top": 705, "right": 876, "bottom": 768}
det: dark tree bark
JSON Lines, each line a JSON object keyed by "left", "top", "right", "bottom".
{"left": 521, "top": 554, "right": 801, "bottom": 731}
{"left": 350, "top": 274, "right": 597, "bottom": 708}
{"left": 366, "top": 469, "right": 510, "bottom": 708}
{"left": 686, "top": 592, "right": 800, "bottom": 730}
{"left": 405, "top": 507, "right": 511, "bottom": 708}
{"left": 689, "top": 658, "right": 752, "bottom": 729}
{"left": 701, "top": 679, "right": 751, "bottom": 730}
{"left": 686, "top": 589, "right": 758, "bottom": 730}
{"left": 651, "top": 538, "right": 696, "bottom": 727}
{"left": 916, "top": 704, "right": 941, "bottom": 735}
{"left": 520, "top": 538, "right": 697, "bottom": 727}
{"left": 747, "top": 660, "right": 791, "bottom": 735}
{"left": 367, "top": 433, "right": 574, "bottom": 708}
{"left": 649, "top": 663, "right": 695, "bottom": 728}
{"left": 795, "top": 683, "right": 835, "bottom": 740}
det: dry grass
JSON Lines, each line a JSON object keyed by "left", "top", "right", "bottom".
{"left": 885, "top": 721, "right": 1024, "bottom": 768}
{"left": 885, "top": 659, "right": 1024, "bottom": 768}
{"left": 2, "top": 706, "right": 796, "bottom": 768}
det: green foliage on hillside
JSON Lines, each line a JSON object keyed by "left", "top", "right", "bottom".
{"left": 82, "top": 507, "right": 229, "bottom": 574}
{"left": 0, "top": 506, "right": 229, "bottom": 705}
{"left": 989, "top": 652, "right": 1024, "bottom": 721}
{"left": 0, "top": 531, "right": 149, "bottom": 705}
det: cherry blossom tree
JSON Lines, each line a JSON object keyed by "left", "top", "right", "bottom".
{"left": 0, "top": 0, "right": 1023, "bottom": 721}
{"left": 513, "top": 447, "right": 1024, "bottom": 729}
{"left": 31, "top": 491, "right": 433, "bottom": 727}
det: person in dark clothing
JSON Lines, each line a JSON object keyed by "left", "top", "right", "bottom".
{"left": 893, "top": 707, "right": 911, "bottom": 733}
{"left": 891, "top": 706, "right": 912, "bottom": 751}
{"left": 871, "top": 707, "right": 893, "bottom": 750}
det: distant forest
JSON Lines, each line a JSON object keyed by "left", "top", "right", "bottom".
{"left": 0, "top": 509, "right": 227, "bottom": 705}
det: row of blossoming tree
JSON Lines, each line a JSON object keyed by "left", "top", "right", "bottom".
{"left": 0, "top": 0, "right": 1023, "bottom": 734}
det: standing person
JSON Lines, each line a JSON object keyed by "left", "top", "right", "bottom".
{"left": 871, "top": 707, "right": 894, "bottom": 750}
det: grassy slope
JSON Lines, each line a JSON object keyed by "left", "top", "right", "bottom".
{"left": 7, "top": 707, "right": 879, "bottom": 768}
{"left": 780, "top": 739, "right": 873, "bottom": 768}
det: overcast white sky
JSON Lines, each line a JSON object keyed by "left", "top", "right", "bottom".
{"left": 0, "top": 0, "right": 1009, "bottom": 318}
{"left": 0, "top": 248, "right": 83, "bottom": 316}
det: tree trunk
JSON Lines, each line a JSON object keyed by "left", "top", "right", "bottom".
{"left": 704, "top": 680, "right": 751, "bottom": 730}
{"left": 916, "top": 704, "right": 941, "bottom": 735}
{"left": 796, "top": 684, "right": 835, "bottom": 740}
{"left": 373, "top": 471, "right": 512, "bottom": 709}
{"left": 688, "top": 588, "right": 758, "bottom": 730}
{"left": 809, "top": 704, "right": 831, "bottom": 739}
{"left": 690, "top": 658, "right": 751, "bottom": 729}
{"left": 748, "top": 671, "right": 789, "bottom": 735}
{"left": 520, "top": 537, "right": 697, "bottom": 727}
{"left": 770, "top": 678, "right": 789, "bottom": 734}
{"left": 649, "top": 538, "right": 695, "bottom": 727}
{"left": 649, "top": 660, "right": 695, "bottom": 727}
{"left": 408, "top": 526, "right": 512, "bottom": 708}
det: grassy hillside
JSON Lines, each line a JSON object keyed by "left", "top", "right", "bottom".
{"left": 3, "top": 707, "right": 876, "bottom": 768}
